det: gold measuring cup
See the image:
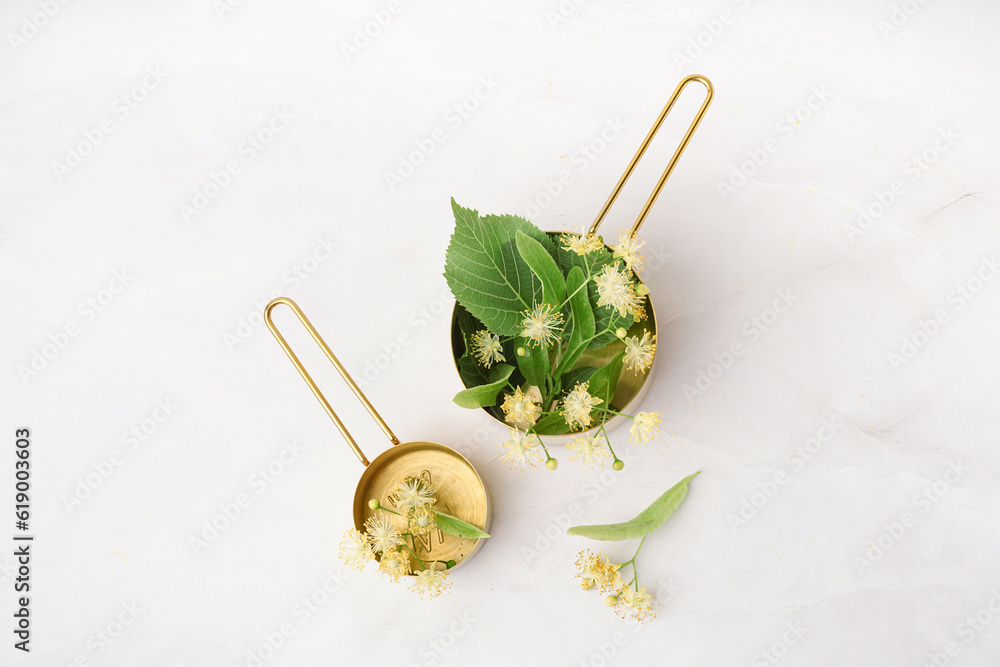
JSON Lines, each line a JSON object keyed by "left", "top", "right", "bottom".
{"left": 265, "top": 297, "right": 490, "bottom": 571}
{"left": 451, "top": 74, "right": 714, "bottom": 443}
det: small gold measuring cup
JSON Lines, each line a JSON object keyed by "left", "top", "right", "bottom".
{"left": 451, "top": 74, "right": 714, "bottom": 443}
{"left": 265, "top": 297, "right": 490, "bottom": 571}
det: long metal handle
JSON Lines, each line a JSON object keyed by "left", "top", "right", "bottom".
{"left": 263, "top": 297, "right": 399, "bottom": 466}
{"left": 588, "top": 74, "right": 714, "bottom": 238}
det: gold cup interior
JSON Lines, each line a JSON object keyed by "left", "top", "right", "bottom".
{"left": 353, "top": 441, "right": 490, "bottom": 572}
{"left": 449, "top": 231, "right": 658, "bottom": 436}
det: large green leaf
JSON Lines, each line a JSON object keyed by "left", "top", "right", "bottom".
{"left": 555, "top": 241, "right": 635, "bottom": 348}
{"left": 532, "top": 411, "right": 573, "bottom": 436}
{"left": 452, "top": 364, "right": 514, "bottom": 409}
{"left": 516, "top": 230, "right": 566, "bottom": 307}
{"left": 585, "top": 351, "right": 624, "bottom": 420}
{"left": 432, "top": 509, "right": 490, "bottom": 539}
{"left": 515, "top": 337, "right": 549, "bottom": 390}
{"left": 556, "top": 265, "right": 595, "bottom": 376}
{"left": 559, "top": 365, "right": 598, "bottom": 393}
{"left": 566, "top": 472, "right": 700, "bottom": 541}
{"left": 453, "top": 304, "right": 522, "bottom": 391}
{"left": 444, "top": 199, "right": 557, "bottom": 336}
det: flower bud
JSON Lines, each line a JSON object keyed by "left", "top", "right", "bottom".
{"left": 368, "top": 499, "right": 380, "bottom": 510}
{"left": 545, "top": 458, "right": 558, "bottom": 471}
{"left": 615, "top": 328, "right": 627, "bottom": 339}
{"left": 517, "top": 347, "right": 527, "bottom": 357}
{"left": 635, "top": 283, "right": 649, "bottom": 296}
{"left": 612, "top": 460, "right": 624, "bottom": 471}
{"left": 605, "top": 595, "right": 618, "bottom": 607}
{"left": 580, "top": 579, "right": 595, "bottom": 591}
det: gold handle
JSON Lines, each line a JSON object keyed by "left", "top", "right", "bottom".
{"left": 263, "top": 297, "right": 399, "bottom": 467}
{"left": 588, "top": 74, "right": 714, "bottom": 238}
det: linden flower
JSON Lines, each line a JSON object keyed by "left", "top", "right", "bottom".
{"left": 562, "top": 382, "right": 603, "bottom": 428}
{"left": 500, "top": 429, "right": 544, "bottom": 470}
{"left": 562, "top": 233, "right": 604, "bottom": 255}
{"left": 470, "top": 329, "right": 505, "bottom": 368}
{"left": 410, "top": 506, "right": 438, "bottom": 537}
{"left": 576, "top": 550, "right": 624, "bottom": 593}
{"left": 501, "top": 387, "right": 541, "bottom": 427}
{"left": 612, "top": 230, "right": 646, "bottom": 274}
{"left": 520, "top": 302, "right": 564, "bottom": 346}
{"left": 411, "top": 567, "right": 452, "bottom": 598}
{"left": 629, "top": 411, "right": 664, "bottom": 445}
{"left": 566, "top": 434, "right": 610, "bottom": 467}
{"left": 395, "top": 477, "right": 436, "bottom": 511}
{"left": 617, "top": 585, "right": 656, "bottom": 622}
{"left": 623, "top": 331, "right": 656, "bottom": 373}
{"left": 594, "top": 263, "right": 642, "bottom": 318}
{"left": 364, "top": 516, "right": 404, "bottom": 553}
{"left": 339, "top": 529, "right": 374, "bottom": 571}
{"left": 629, "top": 300, "right": 648, "bottom": 322}
{"left": 378, "top": 549, "right": 411, "bottom": 582}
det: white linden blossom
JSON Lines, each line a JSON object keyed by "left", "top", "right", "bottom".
{"left": 364, "top": 516, "right": 405, "bottom": 553}
{"left": 612, "top": 230, "right": 646, "bottom": 274}
{"left": 594, "top": 263, "right": 642, "bottom": 318}
{"left": 410, "top": 506, "right": 437, "bottom": 537}
{"left": 500, "top": 429, "right": 544, "bottom": 470}
{"left": 623, "top": 331, "right": 656, "bottom": 372}
{"left": 339, "top": 529, "right": 374, "bottom": 571}
{"left": 629, "top": 411, "right": 664, "bottom": 445}
{"left": 629, "top": 300, "right": 648, "bottom": 322}
{"left": 562, "top": 233, "right": 605, "bottom": 255}
{"left": 470, "top": 329, "right": 505, "bottom": 368}
{"left": 617, "top": 585, "right": 655, "bottom": 622}
{"left": 378, "top": 549, "right": 411, "bottom": 582}
{"left": 411, "top": 567, "right": 452, "bottom": 598}
{"left": 566, "top": 434, "right": 610, "bottom": 467}
{"left": 562, "top": 382, "right": 603, "bottom": 428}
{"left": 576, "top": 550, "right": 623, "bottom": 593}
{"left": 520, "top": 302, "right": 564, "bottom": 346}
{"left": 394, "top": 477, "right": 435, "bottom": 511}
{"left": 501, "top": 387, "right": 541, "bottom": 427}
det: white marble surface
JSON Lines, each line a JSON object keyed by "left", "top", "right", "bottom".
{"left": 3, "top": 1, "right": 1000, "bottom": 665}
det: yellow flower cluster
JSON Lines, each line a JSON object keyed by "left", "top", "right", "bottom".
{"left": 576, "top": 550, "right": 657, "bottom": 622}
{"left": 337, "top": 476, "right": 451, "bottom": 598}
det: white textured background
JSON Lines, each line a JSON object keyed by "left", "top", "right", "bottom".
{"left": 3, "top": 1, "right": 1000, "bottom": 665}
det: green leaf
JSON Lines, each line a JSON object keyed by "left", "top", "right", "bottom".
{"left": 515, "top": 230, "right": 566, "bottom": 307}
{"left": 432, "top": 509, "right": 490, "bottom": 539}
{"left": 532, "top": 411, "right": 572, "bottom": 436}
{"left": 444, "top": 199, "right": 557, "bottom": 336}
{"left": 556, "top": 265, "right": 595, "bottom": 376}
{"left": 453, "top": 304, "right": 523, "bottom": 391}
{"left": 559, "top": 365, "right": 598, "bottom": 392}
{"left": 566, "top": 472, "right": 700, "bottom": 541}
{"left": 555, "top": 241, "right": 635, "bottom": 349}
{"left": 456, "top": 353, "right": 488, "bottom": 390}
{"left": 584, "top": 351, "right": 624, "bottom": 421}
{"left": 515, "top": 337, "right": 549, "bottom": 389}
{"left": 452, "top": 364, "right": 514, "bottom": 409}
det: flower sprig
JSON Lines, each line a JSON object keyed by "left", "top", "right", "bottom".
{"left": 446, "top": 201, "right": 666, "bottom": 473}
{"left": 338, "top": 475, "right": 490, "bottom": 598}
{"left": 568, "top": 472, "right": 699, "bottom": 622}
{"left": 576, "top": 545, "right": 655, "bottom": 622}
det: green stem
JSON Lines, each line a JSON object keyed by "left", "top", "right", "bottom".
{"left": 537, "top": 435, "right": 553, "bottom": 462}
{"left": 378, "top": 506, "right": 404, "bottom": 517}
{"left": 600, "top": 421, "right": 621, "bottom": 466}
